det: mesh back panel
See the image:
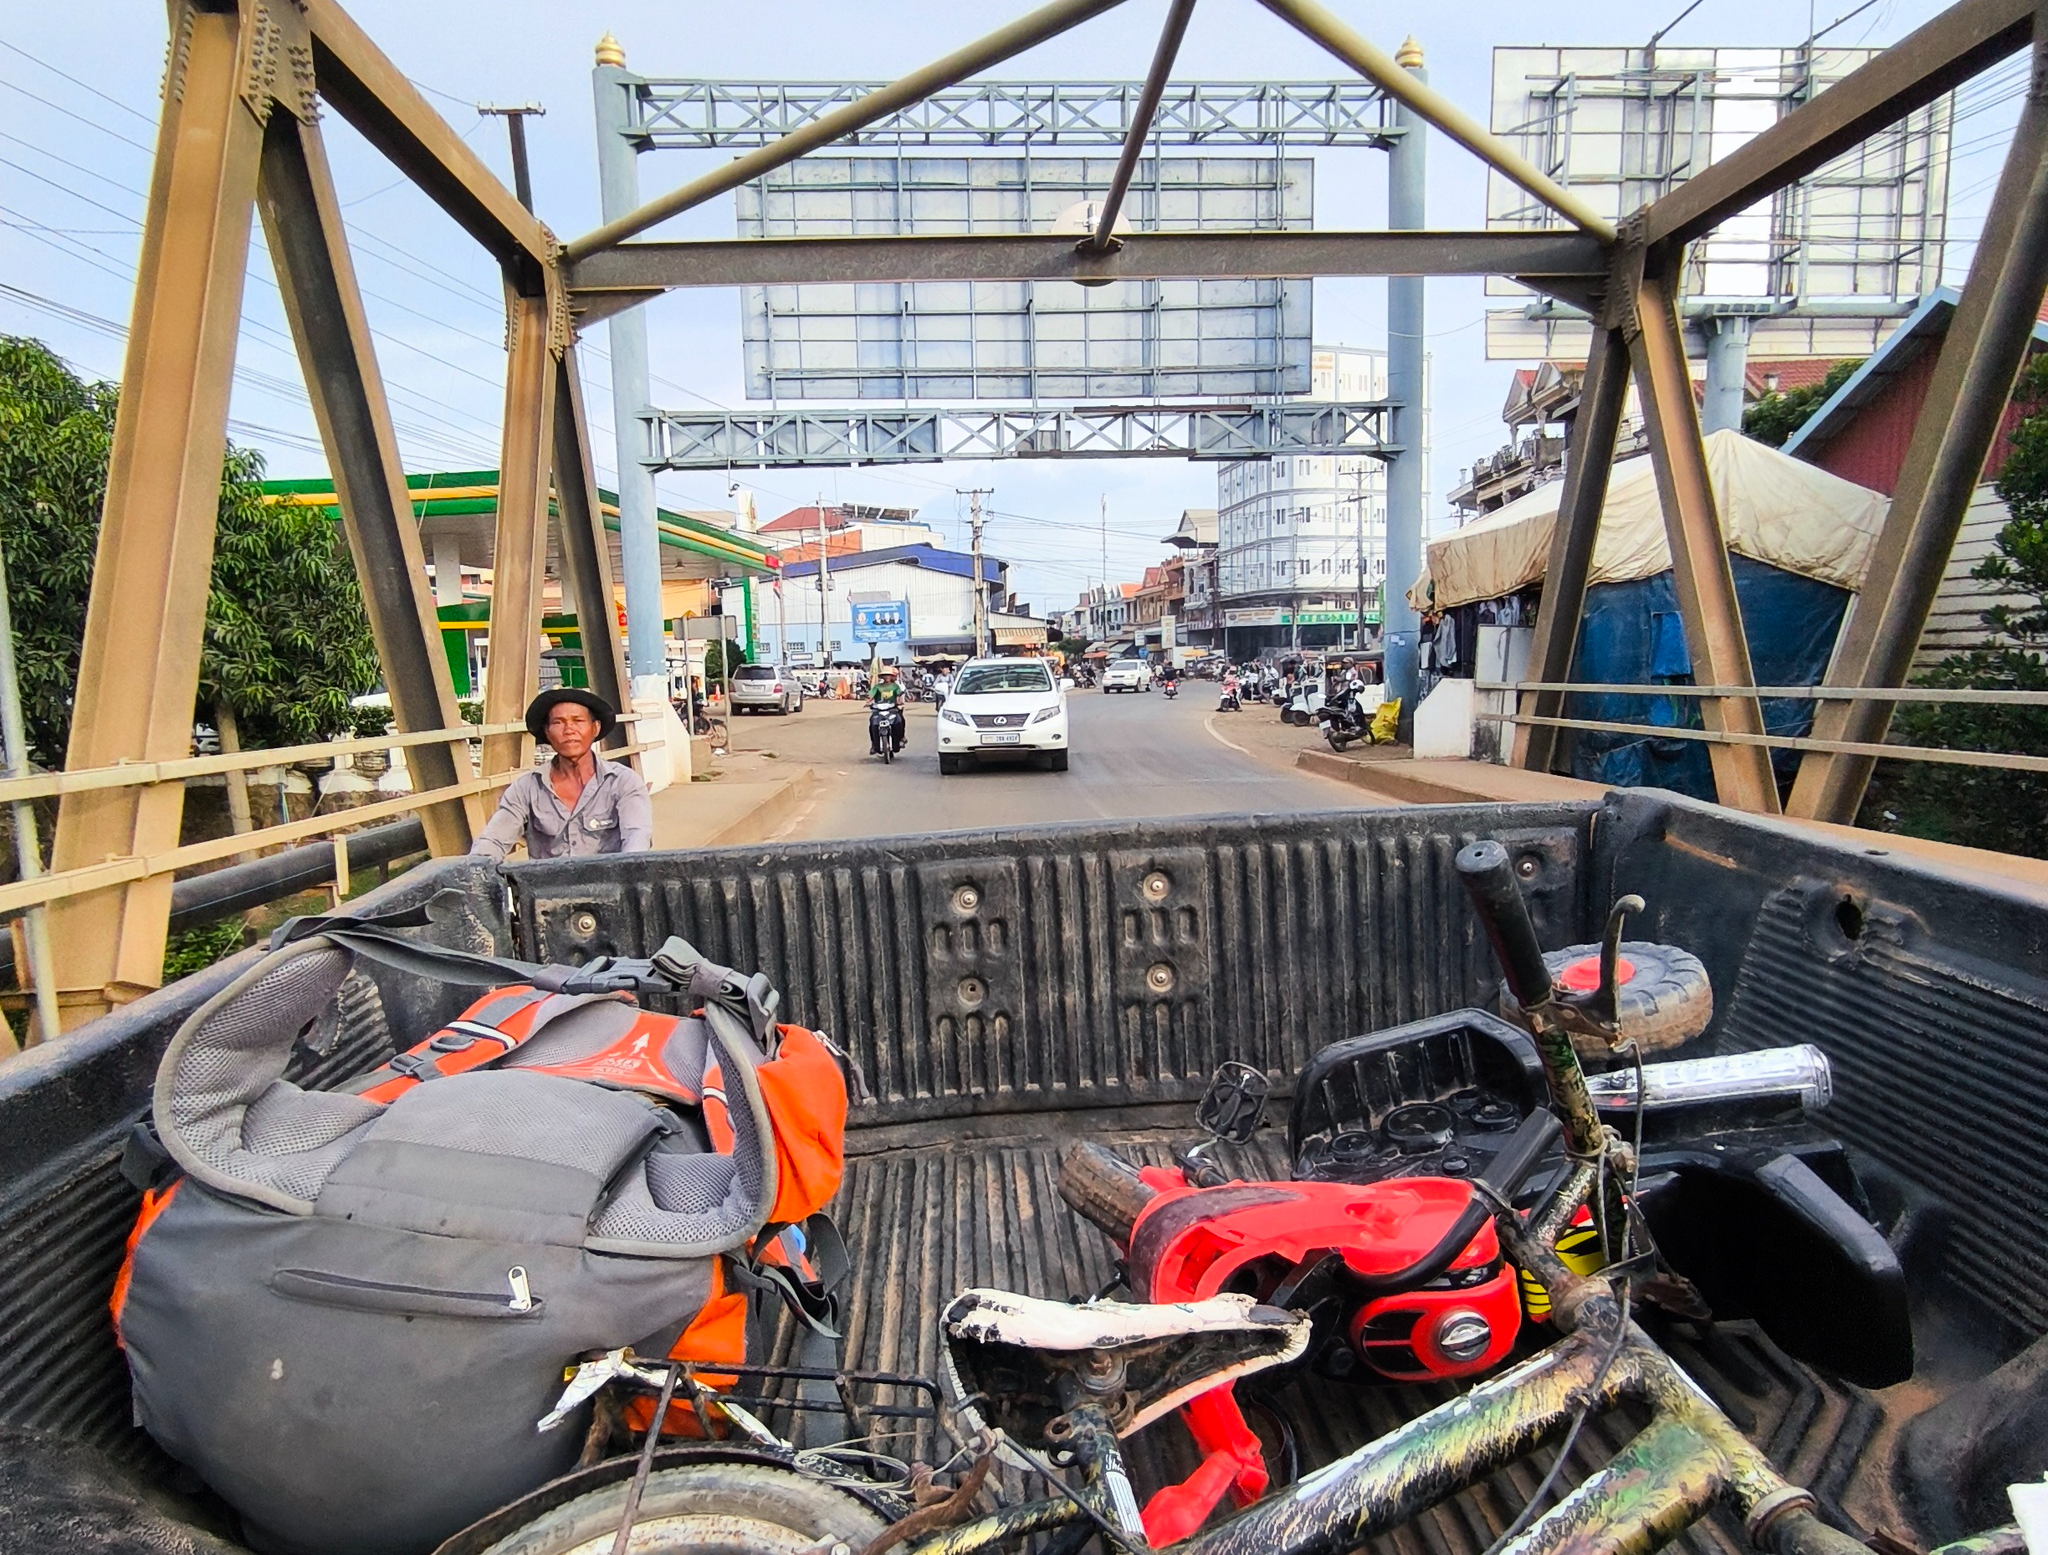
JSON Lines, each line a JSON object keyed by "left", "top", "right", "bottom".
{"left": 162, "top": 945, "right": 374, "bottom": 1206}
{"left": 644, "top": 1151, "right": 740, "bottom": 1214}
{"left": 239, "top": 1086, "right": 380, "bottom": 1157}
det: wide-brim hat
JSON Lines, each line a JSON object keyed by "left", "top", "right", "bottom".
{"left": 525, "top": 687, "right": 618, "bottom": 746}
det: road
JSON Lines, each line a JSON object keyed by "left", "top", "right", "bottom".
{"left": 731, "top": 685, "right": 1371, "bottom": 842}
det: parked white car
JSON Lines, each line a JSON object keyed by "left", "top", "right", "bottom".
{"left": 936, "top": 657, "right": 1072, "bottom": 773}
{"left": 1100, "top": 659, "right": 1152, "bottom": 693}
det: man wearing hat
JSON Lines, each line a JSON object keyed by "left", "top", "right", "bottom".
{"left": 469, "top": 689, "right": 653, "bottom": 862}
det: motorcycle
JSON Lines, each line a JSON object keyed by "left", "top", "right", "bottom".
{"left": 1217, "top": 682, "right": 1241, "bottom": 713}
{"left": 1163, "top": 679, "right": 1180, "bottom": 700}
{"left": 1317, "top": 685, "right": 1370, "bottom": 750}
{"left": 867, "top": 699, "right": 906, "bottom": 763}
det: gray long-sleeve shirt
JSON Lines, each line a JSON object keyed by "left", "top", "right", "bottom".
{"left": 469, "top": 755, "right": 654, "bottom": 862}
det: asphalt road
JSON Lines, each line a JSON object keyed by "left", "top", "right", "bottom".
{"left": 755, "top": 684, "right": 1364, "bottom": 841}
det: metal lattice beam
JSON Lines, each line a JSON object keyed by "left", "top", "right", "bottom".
{"left": 649, "top": 403, "right": 1392, "bottom": 470}
{"left": 622, "top": 79, "right": 1396, "bottom": 148}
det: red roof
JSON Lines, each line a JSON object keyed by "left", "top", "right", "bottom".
{"left": 762, "top": 505, "right": 851, "bottom": 534}
{"left": 1745, "top": 359, "right": 1847, "bottom": 397}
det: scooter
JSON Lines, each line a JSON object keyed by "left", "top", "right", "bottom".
{"left": 867, "top": 700, "right": 906, "bottom": 764}
{"left": 1217, "top": 682, "right": 1242, "bottom": 713}
{"left": 1163, "top": 679, "right": 1180, "bottom": 700}
{"left": 1282, "top": 683, "right": 1325, "bottom": 726}
{"left": 1317, "top": 686, "right": 1369, "bottom": 750}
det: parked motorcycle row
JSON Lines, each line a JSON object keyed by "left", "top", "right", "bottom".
{"left": 1206, "top": 656, "right": 1401, "bottom": 750}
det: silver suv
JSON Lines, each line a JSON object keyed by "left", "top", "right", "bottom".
{"left": 727, "top": 663, "right": 805, "bottom": 715}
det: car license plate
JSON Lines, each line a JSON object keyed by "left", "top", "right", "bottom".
{"left": 982, "top": 732, "right": 1023, "bottom": 745}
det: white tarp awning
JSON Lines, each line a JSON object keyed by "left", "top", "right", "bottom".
{"left": 1409, "top": 430, "right": 1889, "bottom": 612}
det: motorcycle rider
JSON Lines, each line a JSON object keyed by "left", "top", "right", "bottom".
{"left": 869, "top": 664, "right": 909, "bottom": 756}
{"left": 1218, "top": 668, "right": 1241, "bottom": 712}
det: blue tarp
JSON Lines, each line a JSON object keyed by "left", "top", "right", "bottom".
{"left": 1566, "top": 554, "right": 1851, "bottom": 799}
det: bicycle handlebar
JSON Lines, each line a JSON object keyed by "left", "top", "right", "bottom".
{"left": 1455, "top": 840, "right": 1554, "bottom": 1012}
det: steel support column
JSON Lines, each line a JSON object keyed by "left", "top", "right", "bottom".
{"left": 257, "top": 112, "right": 476, "bottom": 852}
{"left": 1789, "top": 35, "right": 2048, "bottom": 822}
{"left": 1626, "top": 259, "right": 1781, "bottom": 814}
{"left": 46, "top": 1, "right": 264, "bottom": 1020}
{"left": 480, "top": 287, "right": 560, "bottom": 778}
{"left": 1513, "top": 323, "right": 1630, "bottom": 774}
{"left": 552, "top": 345, "right": 635, "bottom": 752}
{"left": 1700, "top": 316, "right": 1751, "bottom": 435}
{"left": 1382, "top": 41, "right": 1427, "bottom": 711}
{"left": 592, "top": 48, "right": 669, "bottom": 701}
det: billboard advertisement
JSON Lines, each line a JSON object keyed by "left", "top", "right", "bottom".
{"left": 851, "top": 600, "right": 911, "bottom": 643}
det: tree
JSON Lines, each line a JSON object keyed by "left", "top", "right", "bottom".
{"left": 0, "top": 336, "right": 111, "bottom": 769}
{"left": 0, "top": 336, "right": 381, "bottom": 768}
{"left": 1859, "top": 355, "right": 2048, "bottom": 855}
{"left": 701, "top": 637, "right": 747, "bottom": 683}
{"left": 199, "top": 445, "right": 380, "bottom": 748}
{"left": 1742, "top": 359, "right": 1862, "bottom": 448}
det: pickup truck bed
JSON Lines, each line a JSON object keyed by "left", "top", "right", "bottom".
{"left": 3, "top": 791, "right": 2043, "bottom": 1552}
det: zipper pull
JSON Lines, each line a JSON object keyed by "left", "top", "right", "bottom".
{"left": 507, "top": 1266, "right": 534, "bottom": 1313}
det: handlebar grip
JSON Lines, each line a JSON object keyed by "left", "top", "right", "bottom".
{"left": 1455, "top": 840, "right": 1555, "bottom": 1011}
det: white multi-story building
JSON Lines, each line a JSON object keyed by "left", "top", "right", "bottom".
{"left": 1215, "top": 346, "right": 1393, "bottom": 653}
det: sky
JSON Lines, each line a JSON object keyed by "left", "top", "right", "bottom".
{"left": 0, "top": 0, "right": 2024, "bottom": 618}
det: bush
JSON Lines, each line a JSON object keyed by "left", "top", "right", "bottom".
{"left": 459, "top": 698, "right": 485, "bottom": 725}
{"left": 349, "top": 704, "right": 392, "bottom": 740}
{"left": 1743, "top": 360, "right": 1862, "bottom": 448}
{"left": 162, "top": 920, "right": 248, "bottom": 982}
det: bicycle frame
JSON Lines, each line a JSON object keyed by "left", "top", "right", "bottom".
{"left": 914, "top": 1313, "right": 1860, "bottom": 1555}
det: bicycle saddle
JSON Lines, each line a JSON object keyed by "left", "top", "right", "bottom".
{"left": 940, "top": 1288, "right": 1309, "bottom": 1446}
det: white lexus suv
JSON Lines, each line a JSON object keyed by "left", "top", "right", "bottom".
{"left": 936, "top": 657, "right": 1072, "bottom": 774}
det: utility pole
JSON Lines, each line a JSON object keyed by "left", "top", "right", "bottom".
{"left": 815, "top": 494, "right": 833, "bottom": 665}
{"left": 961, "top": 487, "right": 993, "bottom": 656}
{"left": 478, "top": 103, "right": 546, "bottom": 211}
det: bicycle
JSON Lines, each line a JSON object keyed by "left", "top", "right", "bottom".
{"left": 452, "top": 843, "right": 1877, "bottom": 1555}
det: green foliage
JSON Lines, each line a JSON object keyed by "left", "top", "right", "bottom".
{"left": 0, "top": 336, "right": 381, "bottom": 767}
{"left": 1859, "top": 356, "right": 2048, "bottom": 857}
{"left": 0, "top": 336, "right": 114, "bottom": 768}
{"left": 1057, "top": 637, "right": 1091, "bottom": 661}
{"left": 349, "top": 703, "right": 393, "bottom": 740}
{"left": 458, "top": 698, "right": 485, "bottom": 725}
{"left": 162, "top": 919, "right": 248, "bottom": 982}
{"left": 1742, "top": 359, "right": 1862, "bottom": 448}
{"left": 199, "top": 446, "right": 381, "bottom": 747}
{"left": 701, "top": 638, "right": 747, "bottom": 682}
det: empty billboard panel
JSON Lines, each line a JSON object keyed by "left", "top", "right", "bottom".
{"left": 737, "top": 156, "right": 1313, "bottom": 399}
{"left": 1482, "top": 46, "right": 1953, "bottom": 360}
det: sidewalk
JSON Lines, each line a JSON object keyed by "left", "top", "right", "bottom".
{"left": 1295, "top": 751, "right": 1606, "bottom": 806}
{"left": 648, "top": 698, "right": 872, "bottom": 849}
